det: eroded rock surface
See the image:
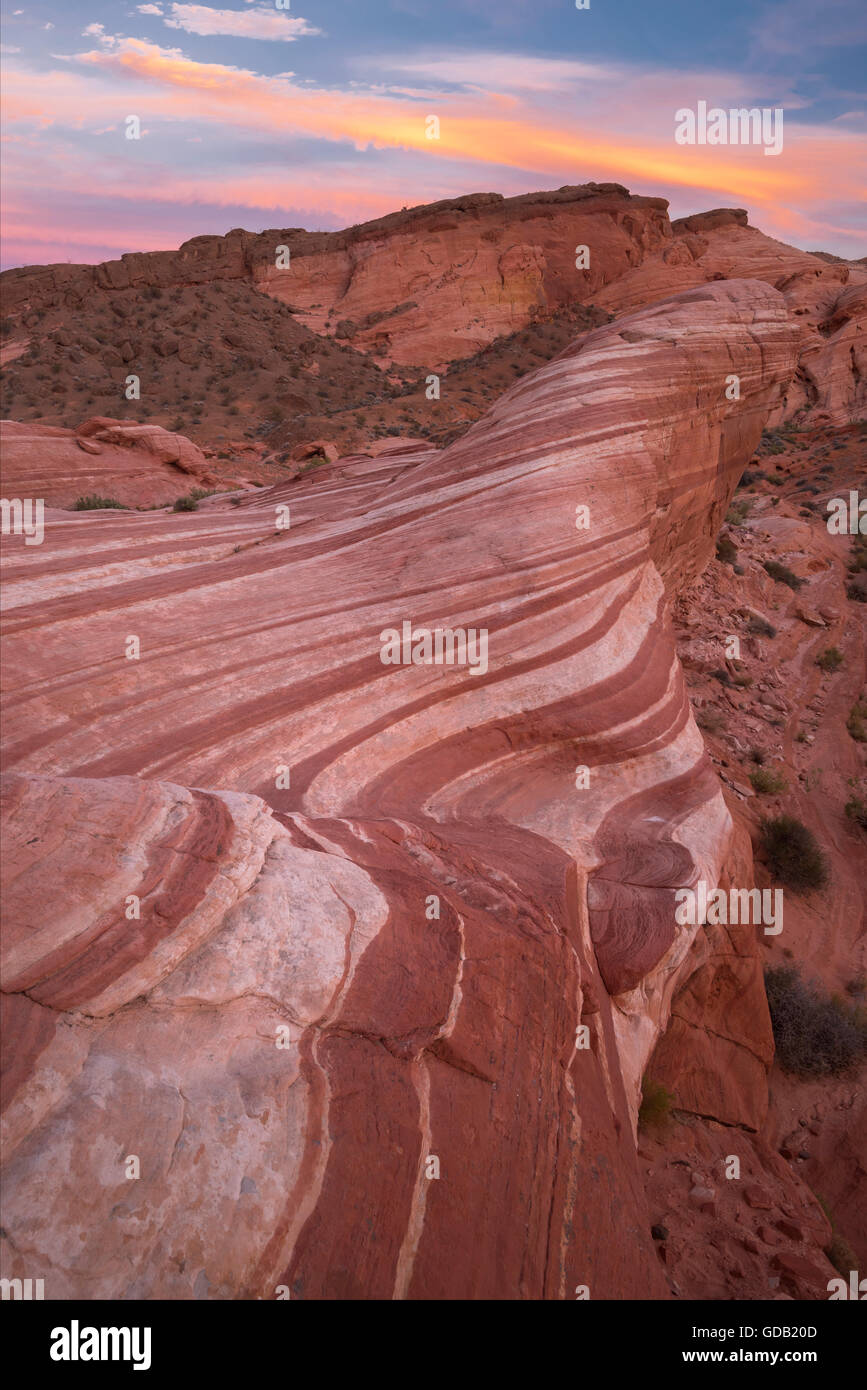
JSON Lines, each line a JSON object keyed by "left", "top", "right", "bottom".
{"left": 2, "top": 279, "right": 833, "bottom": 1301}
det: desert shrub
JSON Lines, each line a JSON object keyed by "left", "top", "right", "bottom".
{"left": 847, "top": 534, "right": 867, "bottom": 574}
{"left": 750, "top": 767, "right": 787, "bottom": 795}
{"left": 638, "top": 1079, "right": 673, "bottom": 1131}
{"left": 696, "top": 706, "right": 724, "bottom": 735}
{"left": 764, "top": 559, "right": 804, "bottom": 589}
{"left": 747, "top": 614, "right": 777, "bottom": 637}
{"left": 816, "top": 647, "right": 844, "bottom": 673}
{"left": 846, "top": 698, "right": 867, "bottom": 742}
{"left": 716, "top": 534, "right": 738, "bottom": 565}
{"left": 828, "top": 1231, "right": 860, "bottom": 1279}
{"left": 172, "top": 494, "right": 198, "bottom": 512}
{"left": 844, "top": 795, "right": 867, "bottom": 831}
{"left": 72, "top": 495, "right": 126, "bottom": 510}
{"left": 764, "top": 965, "right": 867, "bottom": 1077}
{"left": 847, "top": 573, "right": 867, "bottom": 602}
{"left": 726, "top": 499, "right": 751, "bottom": 524}
{"left": 760, "top": 814, "right": 829, "bottom": 890}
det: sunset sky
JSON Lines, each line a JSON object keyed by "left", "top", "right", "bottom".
{"left": 2, "top": 0, "right": 865, "bottom": 268}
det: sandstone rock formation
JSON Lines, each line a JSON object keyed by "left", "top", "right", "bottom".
{"left": 3, "top": 279, "right": 829, "bottom": 1300}
{"left": 0, "top": 417, "right": 220, "bottom": 508}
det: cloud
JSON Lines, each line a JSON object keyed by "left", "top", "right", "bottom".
{"left": 137, "top": 4, "right": 165, "bottom": 12}
{"left": 369, "top": 52, "right": 619, "bottom": 93}
{"left": 2, "top": 36, "right": 864, "bottom": 262}
{"left": 162, "top": 4, "right": 322, "bottom": 40}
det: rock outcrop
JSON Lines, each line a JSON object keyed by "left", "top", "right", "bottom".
{"left": 1, "top": 280, "right": 814, "bottom": 1300}
{"left": 595, "top": 219, "right": 867, "bottom": 427}
{"left": 0, "top": 417, "right": 219, "bottom": 508}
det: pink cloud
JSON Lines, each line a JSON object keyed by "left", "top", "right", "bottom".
{"left": 2, "top": 38, "right": 864, "bottom": 264}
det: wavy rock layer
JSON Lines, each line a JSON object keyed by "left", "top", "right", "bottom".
{"left": 0, "top": 281, "right": 800, "bottom": 1299}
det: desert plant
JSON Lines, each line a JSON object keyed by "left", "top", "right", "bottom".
{"left": 816, "top": 647, "right": 844, "bottom": 673}
{"left": 716, "top": 534, "right": 738, "bottom": 565}
{"left": 747, "top": 615, "right": 777, "bottom": 637}
{"left": 844, "top": 795, "right": 867, "bottom": 831}
{"left": 846, "top": 698, "right": 867, "bottom": 742}
{"left": 760, "top": 814, "right": 829, "bottom": 890}
{"left": 764, "top": 559, "right": 804, "bottom": 590}
{"left": 750, "top": 767, "right": 788, "bottom": 795}
{"left": 71, "top": 495, "right": 126, "bottom": 510}
{"left": 764, "top": 965, "right": 867, "bottom": 1077}
{"left": 638, "top": 1079, "right": 673, "bottom": 1131}
{"left": 172, "top": 494, "right": 198, "bottom": 512}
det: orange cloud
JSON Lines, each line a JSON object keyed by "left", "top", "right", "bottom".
{"left": 2, "top": 38, "right": 864, "bottom": 263}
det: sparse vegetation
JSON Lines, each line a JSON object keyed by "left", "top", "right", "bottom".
{"left": 726, "top": 499, "right": 751, "bottom": 524}
{"left": 716, "top": 533, "right": 738, "bottom": 565}
{"left": 172, "top": 486, "right": 216, "bottom": 512}
{"left": 764, "top": 965, "right": 867, "bottom": 1077}
{"left": 750, "top": 767, "right": 787, "bottom": 795}
{"left": 763, "top": 559, "right": 804, "bottom": 590}
{"left": 696, "top": 707, "right": 724, "bottom": 735}
{"left": 747, "top": 615, "right": 777, "bottom": 638}
{"left": 844, "top": 795, "right": 867, "bottom": 831}
{"left": 638, "top": 1079, "right": 673, "bottom": 1131}
{"left": 846, "top": 697, "right": 867, "bottom": 742}
{"left": 815, "top": 646, "right": 844, "bottom": 673}
{"left": 760, "top": 814, "right": 829, "bottom": 890}
{"left": 72, "top": 495, "right": 127, "bottom": 510}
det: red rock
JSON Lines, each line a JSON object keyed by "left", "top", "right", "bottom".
{"left": 776, "top": 1219, "right": 806, "bottom": 1242}
{"left": 744, "top": 1184, "right": 775, "bottom": 1209}
{"left": 772, "top": 1251, "right": 833, "bottom": 1298}
{"left": 759, "top": 1225, "right": 783, "bottom": 1246}
{"left": 0, "top": 417, "right": 222, "bottom": 508}
{"left": 0, "top": 279, "right": 803, "bottom": 1300}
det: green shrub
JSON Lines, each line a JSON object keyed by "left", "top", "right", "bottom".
{"left": 747, "top": 615, "right": 777, "bottom": 638}
{"left": 760, "top": 814, "right": 829, "bottom": 890}
{"left": 173, "top": 494, "right": 198, "bottom": 512}
{"left": 816, "top": 647, "right": 844, "bottom": 673}
{"left": 638, "top": 1079, "right": 673, "bottom": 1131}
{"left": 72, "top": 495, "right": 127, "bottom": 510}
{"left": 764, "top": 560, "right": 804, "bottom": 590}
{"left": 764, "top": 965, "right": 867, "bottom": 1077}
{"left": 750, "top": 767, "right": 787, "bottom": 795}
{"left": 716, "top": 534, "right": 738, "bottom": 565}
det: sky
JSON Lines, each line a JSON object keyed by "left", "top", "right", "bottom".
{"left": 1, "top": 0, "right": 865, "bottom": 268}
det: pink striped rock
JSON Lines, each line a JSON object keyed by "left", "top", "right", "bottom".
{"left": 0, "top": 280, "right": 799, "bottom": 1300}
